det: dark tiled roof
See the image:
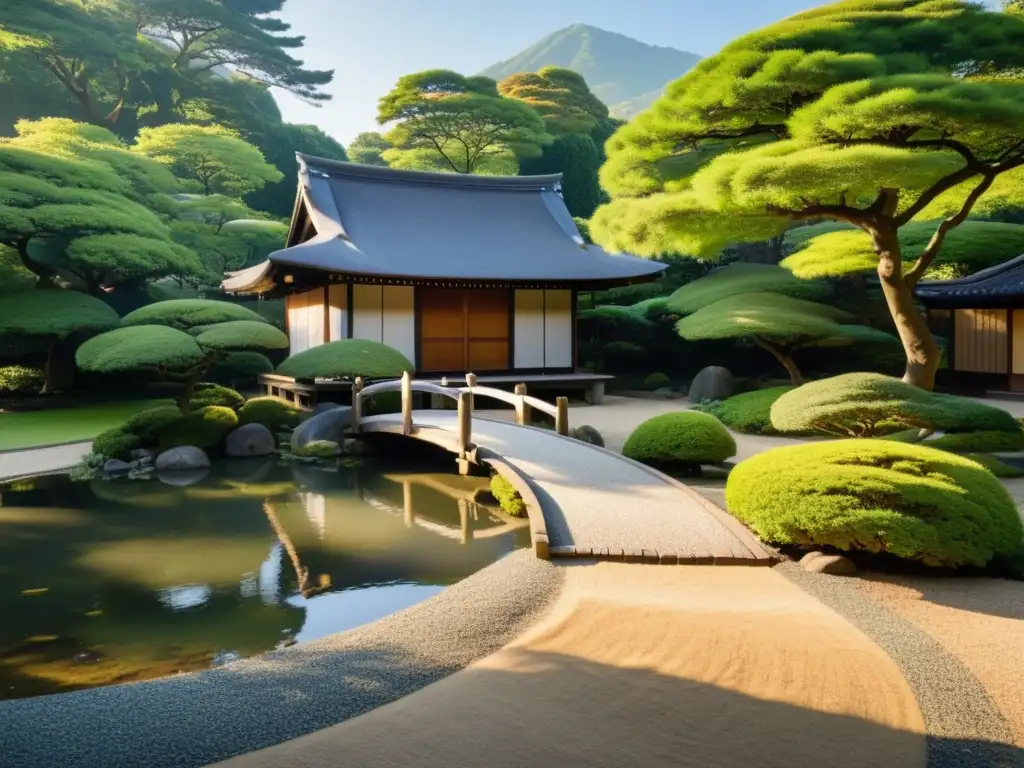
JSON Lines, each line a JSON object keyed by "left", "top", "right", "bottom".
{"left": 915, "top": 254, "right": 1024, "bottom": 308}
{"left": 223, "top": 154, "right": 665, "bottom": 293}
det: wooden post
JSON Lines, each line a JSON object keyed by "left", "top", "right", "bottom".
{"left": 458, "top": 498, "right": 470, "bottom": 544}
{"left": 555, "top": 396, "right": 569, "bottom": 436}
{"left": 351, "top": 376, "right": 364, "bottom": 433}
{"left": 514, "top": 383, "right": 527, "bottom": 425}
{"left": 456, "top": 390, "right": 472, "bottom": 475}
{"left": 401, "top": 370, "right": 413, "bottom": 436}
{"left": 465, "top": 372, "right": 476, "bottom": 411}
{"left": 403, "top": 480, "right": 414, "bottom": 528}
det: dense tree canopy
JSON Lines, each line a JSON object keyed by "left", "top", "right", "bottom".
{"left": 347, "top": 132, "right": 391, "bottom": 167}
{"left": 497, "top": 67, "right": 610, "bottom": 137}
{"left": 591, "top": 0, "right": 1024, "bottom": 390}
{"left": 378, "top": 70, "right": 551, "bottom": 174}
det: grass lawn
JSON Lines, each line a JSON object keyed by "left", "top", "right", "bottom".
{"left": 0, "top": 400, "right": 171, "bottom": 451}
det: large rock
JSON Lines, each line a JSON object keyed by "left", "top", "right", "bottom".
{"left": 224, "top": 423, "right": 276, "bottom": 457}
{"left": 801, "top": 551, "right": 859, "bottom": 576}
{"left": 103, "top": 459, "right": 132, "bottom": 474}
{"left": 291, "top": 405, "right": 352, "bottom": 454}
{"left": 688, "top": 366, "right": 736, "bottom": 404}
{"left": 155, "top": 445, "right": 211, "bottom": 472}
{"left": 570, "top": 425, "right": 605, "bottom": 448}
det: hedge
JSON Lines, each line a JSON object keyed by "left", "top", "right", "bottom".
{"left": 92, "top": 428, "right": 141, "bottom": 460}
{"left": 927, "top": 430, "right": 1024, "bottom": 453}
{"left": 696, "top": 386, "right": 792, "bottom": 435}
{"left": 120, "top": 405, "right": 184, "bottom": 442}
{"left": 964, "top": 454, "right": 1024, "bottom": 479}
{"left": 490, "top": 474, "right": 526, "bottom": 517}
{"left": 725, "top": 439, "right": 1023, "bottom": 567}
{"left": 622, "top": 411, "right": 736, "bottom": 468}
{"left": 157, "top": 405, "right": 238, "bottom": 451}
{"left": 238, "top": 397, "right": 303, "bottom": 431}
{"left": 0, "top": 365, "right": 44, "bottom": 396}
{"left": 277, "top": 339, "right": 413, "bottom": 380}
{"left": 770, "top": 373, "right": 1019, "bottom": 437}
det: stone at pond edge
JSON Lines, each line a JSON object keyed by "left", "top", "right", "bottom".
{"left": 103, "top": 459, "right": 132, "bottom": 474}
{"left": 130, "top": 448, "right": 154, "bottom": 461}
{"left": 688, "top": 365, "right": 736, "bottom": 404}
{"left": 155, "top": 445, "right": 212, "bottom": 472}
{"left": 157, "top": 467, "right": 210, "bottom": 486}
{"left": 802, "top": 553, "right": 859, "bottom": 576}
{"left": 224, "top": 423, "right": 276, "bottom": 457}
{"left": 570, "top": 424, "right": 605, "bottom": 447}
{"left": 291, "top": 406, "right": 352, "bottom": 454}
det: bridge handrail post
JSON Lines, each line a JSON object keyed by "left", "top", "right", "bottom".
{"left": 401, "top": 370, "right": 413, "bottom": 435}
{"left": 351, "top": 376, "right": 364, "bottom": 433}
{"left": 465, "top": 372, "right": 476, "bottom": 411}
{"left": 555, "top": 396, "right": 569, "bottom": 436}
{"left": 456, "top": 390, "right": 472, "bottom": 471}
{"left": 514, "top": 383, "right": 528, "bottom": 426}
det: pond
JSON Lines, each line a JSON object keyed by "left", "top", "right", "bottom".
{"left": 0, "top": 452, "right": 529, "bottom": 700}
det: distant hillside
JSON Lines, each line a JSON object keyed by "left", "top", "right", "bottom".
{"left": 479, "top": 24, "right": 699, "bottom": 118}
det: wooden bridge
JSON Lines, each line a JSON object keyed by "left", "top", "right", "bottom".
{"left": 350, "top": 373, "right": 772, "bottom": 566}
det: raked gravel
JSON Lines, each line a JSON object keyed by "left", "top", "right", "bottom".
{"left": 0, "top": 549, "right": 562, "bottom": 768}
{"left": 778, "top": 562, "right": 1021, "bottom": 768}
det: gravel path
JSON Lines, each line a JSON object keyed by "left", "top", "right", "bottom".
{"left": 0, "top": 441, "right": 91, "bottom": 483}
{"left": 366, "top": 411, "right": 768, "bottom": 562}
{"left": 0, "top": 550, "right": 562, "bottom": 768}
{"left": 778, "top": 563, "right": 1022, "bottom": 767}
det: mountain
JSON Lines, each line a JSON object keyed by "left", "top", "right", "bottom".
{"left": 479, "top": 24, "right": 700, "bottom": 119}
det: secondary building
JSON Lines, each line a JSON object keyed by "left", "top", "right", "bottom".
{"left": 916, "top": 254, "right": 1024, "bottom": 393}
{"left": 223, "top": 154, "right": 664, "bottom": 385}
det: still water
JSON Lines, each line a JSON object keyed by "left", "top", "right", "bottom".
{"left": 0, "top": 455, "right": 528, "bottom": 699}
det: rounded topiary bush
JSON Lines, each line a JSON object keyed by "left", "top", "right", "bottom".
{"left": 190, "top": 383, "right": 245, "bottom": 411}
{"left": 771, "top": 372, "right": 1019, "bottom": 437}
{"left": 92, "top": 428, "right": 141, "bottom": 460}
{"left": 210, "top": 352, "right": 274, "bottom": 381}
{"left": 644, "top": 372, "right": 671, "bottom": 389}
{"left": 157, "top": 405, "right": 239, "bottom": 451}
{"left": 697, "top": 386, "right": 792, "bottom": 435}
{"left": 121, "top": 405, "right": 184, "bottom": 442}
{"left": 121, "top": 299, "right": 266, "bottom": 330}
{"left": 277, "top": 339, "right": 413, "bottom": 380}
{"left": 238, "top": 397, "right": 303, "bottom": 431}
{"left": 0, "top": 365, "right": 44, "bottom": 396}
{"left": 725, "top": 439, "right": 1024, "bottom": 567}
{"left": 927, "top": 430, "right": 1024, "bottom": 453}
{"left": 622, "top": 411, "right": 736, "bottom": 469}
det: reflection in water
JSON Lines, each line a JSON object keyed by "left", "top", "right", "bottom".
{"left": 0, "top": 455, "right": 528, "bottom": 700}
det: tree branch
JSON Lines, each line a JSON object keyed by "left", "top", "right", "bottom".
{"left": 893, "top": 165, "right": 982, "bottom": 226}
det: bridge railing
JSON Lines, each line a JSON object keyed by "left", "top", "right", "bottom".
{"left": 353, "top": 371, "right": 570, "bottom": 469}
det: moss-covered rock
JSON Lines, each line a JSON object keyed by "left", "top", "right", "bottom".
{"left": 770, "top": 373, "right": 1019, "bottom": 437}
{"left": 238, "top": 397, "right": 303, "bottom": 432}
{"left": 157, "top": 406, "right": 239, "bottom": 451}
{"left": 725, "top": 439, "right": 1023, "bottom": 567}
{"left": 297, "top": 440, "right": 341, "bottom": 458}
{"left": 696, "top": 386, "right": 792, "bottom": 435}
{"left": 92, "top": 428, "right": 142, "bottom": 460}
{"left": 277, "top": 339, "right": 413, "bottom": 380}
{"left": 490, "top": 473, "right": 526, "bottom": 517}
{"left": 622, "top": 411, "right": 736, "bottom": 468}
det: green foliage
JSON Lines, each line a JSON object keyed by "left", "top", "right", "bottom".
{"left": 297, "top": 439, "right": 340, "bottom": 458}
{"left": 520, "top": 133, "right": 603, "bottom": 218}
{"left": 277, "top": 339, "right": 413, "bottom": 380}
{"left": 928, "top": 430, "right": 1024, "bottom": 453}
{"left": 367, "top": 391, "right": 403, "bottom": 415}
{"left": 0, "top": 289, "right": 119, "bottom": 339}
{"left": 783, "top": 220, "right": 1024, "bottom": 279}
{"left": 237, "top": 396, "right": 302, "bottom": 431}
{"left": 193, "top": 320, "right": 288, "bottom": 352}
{"left": 121, "top": 299, "right": 267, "bottom": 330}
{"left": 643, "top": 372, "right": 671, "bottom": 389}
{"left": 189, "top": 384, "right": 245, "bottom": 411}
{"left": 674, "top": 292, "right": 850, "bottom": 341}
{"left": 134, "top": 124, "right": 283, "bottom": 197}
{"left": 157, "top": 405, "right": 238, "bottom": 451}
{"left": 666, "top": 264, "right": 830, "bottom": 313}
{"left": 696, "top": 386, "right": 792, "bottom": 435}
{"left": 622, "top": 411, "right": 736, "bottom": 467}
{"left": 490, "top": 473, "right": 526, "bottom": 517}
{"left": 378, "top": 69, "right": 551, "bottom": 174}
{"left": 211, "top": 352, "right": 274, "bottom": 380}
{"left": 120, "top": 405, "right": 184, "bottom": 442}
{"left": 725, "top": 439, "right": 1024, "bottom": 567}
{"left": 770, "top": 373, "right": 1020, "bottom": 437}
{"left": 76, "top": 326, "right": 204, "bottom": 374}
{"left": 497, "top": 66, "right": 610, "bottom": 136}
{"left": 963, "top": 454, "right": 1024, "bottom": 479}
{"left": 0, "top": 365, "right": 44, "bottom": 396}
{"left": 346, "top": 132, "right": 392, "bottom": 167}
{"left": 91, "top": 428, "right": 141, "bottom": 461}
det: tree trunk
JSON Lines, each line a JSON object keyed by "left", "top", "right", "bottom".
{"left": 754, "top": 337, "right": 805, "bottom": 386}
{"left": 873, "top": 228, "right": 940, "bottom": 390}
{"left": 42, "top": 338, "right": 77, "bottom": 395}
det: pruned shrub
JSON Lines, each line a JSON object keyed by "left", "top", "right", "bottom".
{"left": 367, "top": 390, "right": 403, "bottom": 415}
{"left": 622, "top": 411, "right": 736, "bottom": 470}
{"left": 770, "top": 373, "right": 1018, "bottom": 437}
{"left": 238, "top": 397, "right": 302, "bottom": 432}
{"left": 928, "top": 430, "right": 1024, "bottom": 453}
{"left": 725, "top": 440, "right": 1023, "bottom": 567}
{"left": 157, "top": 405, "right": 238, "bottom": 451}
{"left": 696, "top": 386, "right": 791, "bottom": 435}
{"left": 0, "top": 365, "right": 44, "bottom": 396}
{"left": 92, "top": 428, "right": 141, "bottom": 460}
{"left": 490, "top": 473, "right": 526, "bottom": 517}
{"left": 210, "top": 351, "right": 274, "bottom": 381}
{"left": 190, "top": 383, "right": 245, "bottom": 411}
{"left": 121, "top": 405, "right": 184, "bottom": 442}
{"left": 277, "top": 339, "right": 412, "bottom": 380}
{"left": 643, "top": 372, "right": 671, "bottom": 389}
{"left": 964, "top": 454, "right": 1024, "bottom": 479}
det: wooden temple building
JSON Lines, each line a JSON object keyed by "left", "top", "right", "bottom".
{"left": 916, "top": 254, "right": 1024, "bottom": 393}
{"left": 223, "top": 154, "right": 664, "bottom": 400}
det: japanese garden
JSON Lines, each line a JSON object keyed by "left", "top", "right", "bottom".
{"left": 2, "top": 2, "right": 1024, "bottom": 767}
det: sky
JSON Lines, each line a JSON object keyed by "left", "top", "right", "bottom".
{"left": 270, "top": 0, "right": 825, "bottom": 146}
